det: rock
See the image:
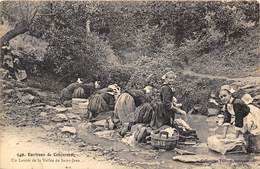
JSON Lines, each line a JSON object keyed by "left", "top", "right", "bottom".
{"left": 0, "top": 68, "right": 9, "bottom": 79}
{"left": 30, "top": 103, "right": 46, "bottom": 108}
{"left": 54, "top": 105, "right": 68, "bottom": 113}
{"left": 78, "top": 143, "right": 87, "bottom": 147}
{"left": 15, "top": 69, "right": 27, "bottom": 81}
{"left": 86, "top": 145, "right": 101, "bottom": 151}
{"left": 175, "top": 148, "right": 196, "bottom": 155}
{"left": 254, "top": 94, "right": 260, "bottom": 100}
{"left": 93, "top": 119, "right": 108, "bottom": 128}
{"left": 67, "top": 113, "right": 81, "bottom": 120}
{"left": 41, "top": 125, "right": 55, "bottom": 131}
{"left": 60, "top": 126, "right": 76, "bottom": 134}
{"left": 15, "top": 91, "right": 23, "bottom": 100}
{"left": 76, "top": 123, "right": 97, "bottom": 138}
{"left": 55, "top": 123, "right": 65, "bottom": 128}
{"left": 46, "top": 105, "right": 68, "bottom": 113}
{"left": 45, "top": 105, "right": 55, "bottom": 110}
{"left": 121, "top": 134, "right": 136, "bottom": 147}
{"left": 18, "top": 87, "right": 39, "bottom": 96}
{"left": 21, "top": 94, "right": 35, "bottom": 104}
{"left": 93, "top": 127, "right": 103, "bottom": 132}
{"left": 49, "top": 101, "right": 58, "bottom": 106}
{"left": 94, "top": 130, "right": 115, "bottom": 140}
{"left": 172, "top": 155, "right": 218, "bottom": 163}
{"left": 40, "top": 112, "right": 48, "bottom": 117}
{"left": 13, "top": 81, "right": 27, "bottom": 88}
{"left": 63, "top": 100, "right": 72, "bottom": 107}
{"left": 2, "top": 89, "right": 15, "bottom": 96}
{"left": 85, "top": 122, "right": 96, "bottom": 130}
{"left": 51, "top": 114, "right": 68, "bottom": 122}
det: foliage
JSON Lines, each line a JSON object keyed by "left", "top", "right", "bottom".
{"left": 174, "top": 76, "right": 230, "bottom": 112}
{"left": 1, "top": 1, "right": 258, "bottom": 93}
{"left": 0, "top": 1, "right": 40, "bottom": 26}
{"left": 29, "top": 2, "right": 112, "bottom": 83}
{"left": 126, "top": 55, "right": 175, "bottom": 89}
{"left": 98, "top": 65, "right": 133, "bottom": 88}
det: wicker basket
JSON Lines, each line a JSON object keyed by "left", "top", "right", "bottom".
{"left": 151, "top": 129, "right": 179, "bottom": 150}
{"left": 72, "top": 98, "right": 89, "bottom": 114}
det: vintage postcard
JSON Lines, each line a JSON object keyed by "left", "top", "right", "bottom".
{"left": 0, "top": 1, "right": 259, "bottom": 169}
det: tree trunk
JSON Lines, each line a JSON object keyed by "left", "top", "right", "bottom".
{"left": 0, "top": 20, "right": 29, "bottom": 66}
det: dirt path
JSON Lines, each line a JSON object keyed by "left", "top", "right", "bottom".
{"left": 182, "top": 68, "right": 260, "bottom": 85}
{"left": 0, "top": 126, "right": 137, "bottom": 169}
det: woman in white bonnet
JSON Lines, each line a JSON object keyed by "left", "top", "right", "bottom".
{"left": 150, "top": 70, "right": 186, "bottom": 129}
{"left": 218, "top": 84, "right": 250, "bottom": 139}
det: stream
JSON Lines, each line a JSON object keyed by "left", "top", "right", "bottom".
{"left": 77, "top": 114, "right": 259, "bottom": 169}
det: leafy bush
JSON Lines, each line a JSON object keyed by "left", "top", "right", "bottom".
{"left": 174, "top": 76, "right": 230, "bottom": 112}
{"left": 126, "top": 55, "right": 176, "bottom": 89}
{"left": 99, "top": 65, "right": 133, "bottom": 88}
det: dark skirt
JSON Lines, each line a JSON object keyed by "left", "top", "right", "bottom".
{"left": 150, "top": 102, "right": 175, "bottom": 129}
{"left": 134, "top": 103, "right": 154, "bottom": 125}
{"left": 88, "top": 94, "right": 109, "bottom": 117}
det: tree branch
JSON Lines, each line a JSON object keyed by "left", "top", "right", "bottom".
{"left": 29, "top": 8, "right": 38, "bottom": 24}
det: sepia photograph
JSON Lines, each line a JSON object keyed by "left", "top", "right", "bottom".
{"left": 0, "top": 1, "right": 259, "bottom": 169}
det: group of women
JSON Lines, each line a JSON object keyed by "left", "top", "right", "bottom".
{"left": 86, "top": 71, "right": 189, "bottom": 142}
{"left": 60, "top": 71, "right": 260, "bottom": 152}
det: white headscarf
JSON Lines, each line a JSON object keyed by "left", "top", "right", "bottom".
{"left": 220, "top": 85, "right": 235, "bottom": 93}
{"left": 107, "top": 84, "right": 121, "bottom": 99}
{"left": 143, "top": 86, "right": 153, "bottom": 94}
{"left": 77, "top": 78, "right": 83, "bottom": 84}
{"left": 241, "top": 94, "right": 254, "bottom": 105}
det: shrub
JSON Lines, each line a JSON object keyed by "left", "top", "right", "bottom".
{"left": 98, "top": 65, "right": 133, "bottom": 88}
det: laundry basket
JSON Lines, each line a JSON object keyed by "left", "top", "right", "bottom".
{"left": 72, "top": 98, "right": 89, "bottom": 114}
{"left": 151, "top": 129, "right": 179, "bottom": 150}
